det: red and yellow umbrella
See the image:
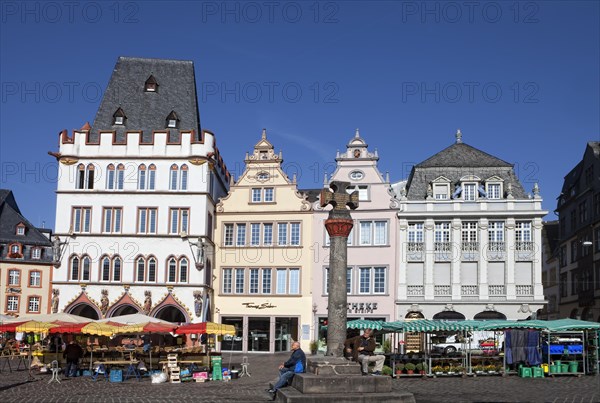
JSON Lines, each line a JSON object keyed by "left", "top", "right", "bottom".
{"left": 175, "top": 322, "right": 236, "bottom": 335}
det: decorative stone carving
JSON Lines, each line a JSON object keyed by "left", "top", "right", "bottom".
{"left": 193, "top": 290, "right": 203, "bottom": 318}
{"left": 143, "top": 291, "right": 152, "bottom": 314}
{"left": 100, "top": 289, "right": 109, "bottom": 316}
{"left": 51, "top": 289, "right": 60, "bottom": 313}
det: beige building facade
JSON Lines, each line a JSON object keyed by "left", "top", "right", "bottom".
{"left": 213, "top": 130, "right": 314, "bottom": 353}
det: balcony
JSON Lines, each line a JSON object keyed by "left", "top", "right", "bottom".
{"left": 461, "top": 285, "right": 479, "bottom": 296}
{"left": 434, "top": 242, "right": 453, "bottom": 261}
{"left": 407, "top": 285, "right": 424, "bottom": 297}
{"left": 434, "top": 285, "right": 451, "bottom": 296}
{"left": 461, "top": 242, "right": 479, "bottom": 261}
{"left": 486, "top": 242, "right": 506, "bottom": 261}
{"left": 515, "top": 242, "right": 535, "bottom": 261}
{"left": 407, "top": 242, "right": 424, "bottom": 261}
{"left": 516, "top": 285, "right": 533, "bottom": 296}
{"left": 488, "top": 285, "right": 506, "bottom": 296}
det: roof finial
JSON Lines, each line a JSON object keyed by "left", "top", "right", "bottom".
{"left": 455, "top": 129, "right": 462, "bottom": 144}
{"left": 323, "top": 173, "right": 328, "bottom": 186}
{"left": 355, "top": 128, "right": 360, "bottom": 138}
{"left": 262, "top": 128, "right": 267, "bottom": 139}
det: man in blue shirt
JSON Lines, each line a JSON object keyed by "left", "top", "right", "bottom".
{"left": 267, "top": 341, "right": 306, "bottom": 400}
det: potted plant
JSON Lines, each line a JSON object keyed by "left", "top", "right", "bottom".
{"left": 445, "top": 364, "right": 455, "bottom": 375}
{"left": 416, "top": 362, "right": 427, "bottom": 375}
{"left": 473, "top": 364, "right": 484, "bottom": 374}
{"left": 454, "top": 365, "right": 465, "bottom": 376}
{"left": 309, "top": 340, "right": 318, "bottom": 355}
{"left": 382, "top": 365, "right": 393, "bottom": 376}
{"left": 405, "top": 363, "right": 416, "bottom": 375}
{"left": 485, "top": 364, "right": 496, "bottom": 374}
{"left": 382, "top": 339, "right": 392, "bottom": 354}
{"left": 395, "top": 363, "right": 405, "bottom": 375}
{"left": 432, "top": 365, "right": 443, "bottom": 375}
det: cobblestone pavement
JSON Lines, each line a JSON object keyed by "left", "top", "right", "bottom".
{"left": 0, "top": 353, "right": 599, "bottom": 402}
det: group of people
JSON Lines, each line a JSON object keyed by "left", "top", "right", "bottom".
{"left": 266, "top": 329, "right": 385, "bottom": 400}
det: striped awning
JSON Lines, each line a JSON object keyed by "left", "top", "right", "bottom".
{"left": 476, "top": 320, "right": 548, "bottom": 331}
{"left": 347, "top": 319, "right": 383, "bottom": 330}
{"left": 545, "top": 319, "right": 600, "bottom": 331}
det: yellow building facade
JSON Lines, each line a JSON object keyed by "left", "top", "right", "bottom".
{"left": 213, "top": 130, "right": 314, "bottom": 353}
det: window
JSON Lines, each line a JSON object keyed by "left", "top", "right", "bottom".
{"left": 263, "top": 223, "right": 273, "bottom": 245}
{"left": 290, "top": 223, "right": 301, "bottom": 245}
{"left": 571, "top": 240, "right": 578, "bottom": 263}
{"left": 136, "top": 257, "right": 146, "bottom": 282}
{"left": 27, "top": 296, "right": 40, "bottom": 313}
{"left": 408, "top": 223, "right": 424, "bottom": 243}
{"left": 103, "top": 207, "right": 122, "bottom": 233}
{"left": 278, "top": 223, "right": 288, "bottom": 246}
{"left": 433, "top": 183, "right": 449, "bottom": 200}
{"left": 224, "top": 224, "right": 234, "bottom": 246}
{"left": 570, "top": 210, "right": 577, "bottom": 231}
{"left": 179, "top": 258, "right": 188, "bottom": 283}
{"left": 359, "top": 267, "right": 371, "bottom": 293}
{"left": 113, "top": 107, "right": 126, "bottom": 125}
{"left": 116, "top": 164, "right": 125, "bottom": 190}
{"left": 7, "top": 296, "right": 19, "bottom": 312}
{"left": 113, "top": 257, "right": 121, "bottom": 282}
{"left": 488, "top": 221, "right": 505, "bottom": 243}
{"left": 434, "top": 222, "right": 451, "bottom": 243}
{"left": 579, "top": 201, "right": 588, "bottom": 224}
{"left": 106, "top": 164, "right": 115, "bottom": 189}
{"left": 148, "top": 258, "right": 157, "bottom": 282}
{"left": 148, "top": 165, "right": 156, "bottom": 190}
{"left": 138, "top": 165, "right": 146, "bottom": 190}
{"left": 250, "top": 269, "right": 259, "bottom": 294}
{"left": 180, "top": 165, "right": 188, "bottom": 190}
{"left": 101, "top": 256, "right": 110, "bottom": 281}
{"left": 76, "top": 164, "right": 95, "bottom": 190}
{"left": 515, "top": 222, "right": 532, "bottom": 250}
{"left": 463, "top": 183, "right": 476, "bottom": 201}
{"left": 16, "top": 224, "right": 25, "bottom": 235}
{"left": 29, "top": 271, "right": 41, "bottom": 287}
{"left": 8, "top": 269, "right": 20, "bottom": 286}
{"left": 169, "top": 208, "right": 189, "bottom": 234}
{"left": 144, "top": 75, "right": 158, "bottom": 92}
{"left": 31, "top": 248, "right": 41, "bottom": 259}
{"left": 559, "top": 245, "right": 567, "bottom": 267}
{"left": 346, "top": 267, "right": 353, "bottom": 293}
{"left": 571, "top": 271, "right": 578, "bottom": 295}
{"left": 235, "top": 268, "right": 245, "bottom": 293}
{"left": 72, "top": 207, "right": 92, "bottom": 233}
{"left": 461, "top": 221, "right": 478, "bottom": 250}
{"left": 595, "top": 227, "right": 600, "bottom": 253}
{"left": 251, "top": 187, "right": 275, "bottom": 203}
{"left": 70, "top": 256, "right": 79, "bottom": 280}
{"left": 250, "top": 223, "right": 260, "bottom": 246}
{"left": 81, "top": 256, "right": 90, "bottom": 281}
{"left": 9, "top": 243, "right": 21, "bottom": 256}
{"left": 166, "top": 110, "right": 179, "bottom": 128}
{"left": 487, "top": 183, "right": 501, "bottom": 199}
{"left": 346, "top": 185, "right": 368, "bottom": 201}
{"left": 222, "top": 269, "right": 233, "bottom": 294}
{"left": 262, "top": 268, "right": 272, "bottom": 294}
{"left": 276, "top": 269, "right": 287, "bottom": 294}
{"left": 349, "top": 170, "right": 364, "bottom": 181}
{"left": 560, "top": 273, "right": 568, "bottom": 297}
{"left": 236, "top": 224, "right": 246, "bottom": 246}
{"left": 167, "top": 258, "right": 177, "bottom": 282}
{"left": 374, "top": 267, "right": 386, "bottom": 293}
{"left": 138, "top": 208, "right": 157, "bottom": 234}
{"left": 170, "top": 165, "right": 178, "bottom": 190}
{"left": 359, "top": 221, "right": 387, "bottom": 246}
{"left": 289, "top": 268, "right": 300, "bottom": 294}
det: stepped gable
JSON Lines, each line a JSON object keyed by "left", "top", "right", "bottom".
{"left": 90, "top": 56, "right": 202, "bottom": 144}
{"left": 405, "top": 136, "right": 528, "bottom": 200}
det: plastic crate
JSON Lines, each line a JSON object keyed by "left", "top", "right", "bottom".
{"left": 519, "top": 367, "right": 532, "bottom": 378}
{"left": 532, "top": 367, "right": 544, "bottom": 378}
{"left": 109, "top": 369, "right": 123, "bottom": 383}
{"left": 549, "top": 345, "right": 564, "bottom": 355}
{"left": 567, "top": 345, "right": 583, "bottom": 354}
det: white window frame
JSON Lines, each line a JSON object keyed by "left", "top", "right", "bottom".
{"left": 29, "top": 271, "right": 41, "bottom": 287}
{"left": 28, "top": 296, "right": 40, "bottom": 313}
{"left": 486, "top": 182, "right": 502, "bottom": 199}
{"left": 463, "top": 183, "right": 477, "bottom": 201}
{"left": 7, "top": 296, "right": 19, "bottom": 312}
{"left": 347, "top": 185, "right": 368, "bottom": 201}
{"left": 408, "top": 223, "right": 424, "bottom": 243}
{"left": 433, "top": 183, "right": 450, "bottom": 200}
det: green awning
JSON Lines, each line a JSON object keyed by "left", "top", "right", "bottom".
{"left": 347, "top": 319, "right": 383, "bottom": 330}
{"left": 545, "top": 319, "right": 600, "bottom": 331}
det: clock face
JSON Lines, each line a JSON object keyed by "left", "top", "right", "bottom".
{"left": 257, "top": 172, "right": 270, "bottom": 181}
{"left": 349, "top": 170, "right": 364, "bottom": 181}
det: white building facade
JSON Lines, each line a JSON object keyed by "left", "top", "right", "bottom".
{"left": 394, "top": 131, "right": 547, "bottom": 321}
{"left": 51, "top": 57, "right": 229, "bottom": 323}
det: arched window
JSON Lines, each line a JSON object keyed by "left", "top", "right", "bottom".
{"left": 169, "top": 164, "right": 178, "bottom": 190}
{"left": 179, "top": 258, "right": 188, "bottom": 283}
{"left": 116, "top": 164, "right": 125, "bottom": 190}
{"left": 86, "top": 164, "right": 95, "bottom": 189}
{"left": 106, "top": 164, "right": 115, "bottom": 190}
{"left": 113, "top": 256, "right": 122, "bottom": 282}
{"left": 180, "top": 165, "right": 188, "bottom": 190}
{"left": 148, "top": 164, "right": 156, "bottom": 190}
{"left": 81, "top": 256, "right": 91, "bottom": 281}
{"left": 77, "top": 164, "right": 85, "bottom": 189}
{"left": 136, "top": 257, "right": 145, "bottom": 282}
{"left": 138, "top": 164, "right": 146, "bottom": 190}
{"left": 70, "top": 256, "right": 80, "bottom": 281}
{"left": 167, "top": 258, "right": 177, "bottom": 282}
{"left": 101, "top": 256, "right": 111, "bottom": 281}
{"left": 148, "top": 257, "right": 157, "bottom": 282}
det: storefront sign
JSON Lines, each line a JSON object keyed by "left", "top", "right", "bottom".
{"left": 242, "top": 302, "right": 276, "bottom": 309}
{"left": 347, "top": 302, "right": 378, "bottom": 314}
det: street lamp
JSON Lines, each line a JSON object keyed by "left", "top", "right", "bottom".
{"left": 180, "top": 231, "right": 206, "bottom": 270}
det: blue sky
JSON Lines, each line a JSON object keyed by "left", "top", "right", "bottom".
{"left": 1, "top": 1, "right": 599, "bottom": 228}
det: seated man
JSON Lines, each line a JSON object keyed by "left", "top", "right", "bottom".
{"left": 344, "top": 329, "right": 385, "bottom": 375}
{"left": 266, "top": 341, "right": 306, "bottom": 400}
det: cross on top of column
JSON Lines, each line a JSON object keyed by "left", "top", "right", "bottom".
{"left": 320, "top": 181, "right": 359, "bottom": 211}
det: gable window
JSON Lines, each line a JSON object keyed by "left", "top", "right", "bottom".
{"left": 487, "top": 183, "right": 502, "bottom": 199}
{"left": 346, "top": 185, "right": 368, "bottom": 201}
{"left": 166, "top": 110, "right": 179, "bottom": 129}
{"left": 433, "top": 184, "right": 449, "bottom": 199}
{"left": 31, "top": 247, "right": 41, "bottom": 259}
{"left": 349, "top": 170, "right": 364, "bottom": 181}
{"left": 113, "top": 107, "right": 126, "bottom": 125}
{"left": 251, "top": 188, "right": 275, "bottom": 203}
{"left": 144, "top": 75, "right": 158, "bottom": 92}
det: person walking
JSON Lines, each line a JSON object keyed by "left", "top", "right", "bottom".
{"left": 266, "top": 341, "right": 306, "bottom": 400}
{"left": 344, "top": 329, "right": 385, "bottom": 375}
{"left": 63, "top": 340, "right": 84, "bottom": 377}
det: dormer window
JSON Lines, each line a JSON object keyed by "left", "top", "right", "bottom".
{"left": 166, "top": 110, "right": 179, "bottom": 128}
{"left": 144, "top": 75, "right": 158, "bottom": 92}
{"left": 431, "top": 176, "right": 451, "bottom": 200}
{"left": 459, "top": 175, "right": 481, "bottom": 201}
{"left": 16, "top": 223, "right": 25, "bottom": 236}
{"left": 463, "top": 183, "right": 477, "bottom": 201}
{"left": 113, "top": 107, "right": 126, "bottom": 125}
{"left": 485, "top": 176, "right": 504, "bottom": 200}
{"left": 31, "top": 248, "right": 41, "bottom": 259}
{"left": 8, "top": 243, "right": 22, "bottom": 258}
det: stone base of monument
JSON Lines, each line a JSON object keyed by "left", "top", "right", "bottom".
{"left": 272, "top": 357, "right": 415, "bottom": 403}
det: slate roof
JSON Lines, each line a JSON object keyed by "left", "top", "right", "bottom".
{"left": 90, "top": 57, "right": 202, "bottom": 143}
{"left": 543, "top": 221, "right": 560, "bottom": 255}
{"left": 405, "top": 141, "right": 528, "bottom": 200}
{"left": 0, "top": 189, "right": 53, "bottom": 262}
{"left": 558, "top": 141, "right": 600, "bottom": 197}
